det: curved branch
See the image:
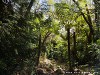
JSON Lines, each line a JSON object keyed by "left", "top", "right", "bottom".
{"left": 72, "top": 0, "right": 94, "bottom": 35}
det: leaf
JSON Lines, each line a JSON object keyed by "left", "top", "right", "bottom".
{"left": 34, "top": 17, "right": 40, "bottom": 24}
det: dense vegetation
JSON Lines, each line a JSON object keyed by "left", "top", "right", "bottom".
{"left": 0, "top": 0, "right": 100, "bottom": 75}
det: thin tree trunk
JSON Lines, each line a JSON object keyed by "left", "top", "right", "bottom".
{"left": 36, "top": 30, "right": 41, "bottom": 66}
{"left": 72, "top": 32, "right": 77, "bottom": 66}
{"left": 73, "top": 32, "right": 76, "bottom": 54}
{"left": 67, "top": 28, "right": 71, "bottom": 70}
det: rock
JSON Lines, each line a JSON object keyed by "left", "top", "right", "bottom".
{"left": 88, "top": 73, "right": 93, "bottom": 75}
{"left": 49, "top": 64, "right": 55, "bottom": 71}
{"left": 44, "top": 59, "right": 51, "bottom": 65}
{"left": 36, "top": 68, "right": 46, "bottom": 75}
{"left": 74, "top": 67, "right": 82, "bottom": 73}
{"left": 84, "top": 73, "right": 93, "bottom": 75}
{"left": 47, "top": 68, "right": 55, "bottom": 75}
{"left": 54, "top": 68, "right": 65, "bottom": 75}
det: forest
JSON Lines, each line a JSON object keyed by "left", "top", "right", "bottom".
{"left": 0, "top": 0, "right": 100, "bottom": 75}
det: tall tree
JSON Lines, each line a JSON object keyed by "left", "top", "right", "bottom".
{"left": 72, "top": 0, "right": 94, "bottom": 43}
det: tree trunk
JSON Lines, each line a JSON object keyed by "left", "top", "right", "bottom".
{"left": 24, "top": 0, "right": 35, "bottom": 18}
{"left": 72, "top": 32, "right": 78, "bottom": 67}
{"left": 36, "top": 31, "right": 41, "bottom": 66}
{"left": 67, "top": 28, "right": 72, "bottom": 70}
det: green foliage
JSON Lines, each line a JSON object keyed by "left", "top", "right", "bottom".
{"left": 0, "top": 0, "right": 100, "bottom": 74}
{"left": 54, "top": 3, "right": 70, "bottom": 24}
{"left": 76, "top": 43, "right": 99, "bottom": 66}
{"left": 0, "top": 1, "right": 37, "bottom": 74}
{"left": 47, "top": 35, "right": 67, "bottom": 62}
{"left": 54, "top": 1, "right": 99, "bottom": 68}
{"left": 0, "top": 18, "right": 37, "bottom": 73}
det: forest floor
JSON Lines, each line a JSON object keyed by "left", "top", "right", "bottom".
{"left": 36, "top": 57, "right": 99, "bottom": 75}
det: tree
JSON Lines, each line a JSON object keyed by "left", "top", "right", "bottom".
{"left": 0, "top": 0, "right": 37, "bottom": 74}
{"left": 54, "top": 0, "right": 99, "bottom": 68}
{"left": 72, "top": 0, "right": 94, "bottom": 43}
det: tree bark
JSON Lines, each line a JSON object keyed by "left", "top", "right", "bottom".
{"left": 72, "top": 32, "right": 77, "bottom": 65}
{"left": 67, "top": 28, "right": 71, "bottom": 70}
{"left": 36, "top": 29, "right": 41, "bottom": 66}
{"left": 42, "top": 31, "right": 51, "bottom": 46}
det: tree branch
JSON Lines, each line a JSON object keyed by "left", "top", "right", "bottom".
{"left": 42, "top": 31, "right": 51, "bottom": 46}
{"left": 24, "top": 0, "right": 35, "bottom": 17}
{"left": 72, "top": 0, "right": 94, "bottom": 35}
